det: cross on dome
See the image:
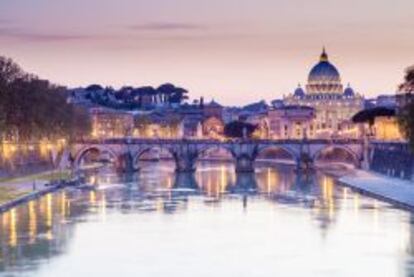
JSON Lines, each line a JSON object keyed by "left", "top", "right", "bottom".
{"left": 320, "top": 47, "right": 328, "bottom": 62}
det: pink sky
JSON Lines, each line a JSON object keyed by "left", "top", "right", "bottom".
{"left": 0, "top": 0, "right": 413, "bottom": 105}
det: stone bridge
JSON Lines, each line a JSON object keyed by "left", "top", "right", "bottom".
{"left": 64, "top": 138, "right": 367, "bottom": 173}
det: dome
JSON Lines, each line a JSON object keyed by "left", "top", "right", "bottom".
{"left": 293, "top": 84, "right": 305, "bottom": 97}
{"left": 306, "top": 48, "right": 343, "bottom": 94}
{"left": 344, "top": 84, "right": 355, "bottom": 97}
{"left": 308, "top": 49, "right": 340, "bottom": 83}
{"left": 308, "top": 61, "right": 340, "bottom": 83}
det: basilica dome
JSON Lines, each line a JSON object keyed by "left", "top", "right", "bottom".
{"left": 306, "top": 48, "right": 343, "bottom": 94}
{"left": 344, "top": 84, "right": 355, "bottom": 97}
{"left": 293, "top": 84, "right": 305, "bottom": 98}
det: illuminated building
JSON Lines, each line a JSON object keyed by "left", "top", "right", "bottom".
{"left": 284, "top": 48, "right": 364, "bottom": 139}
{"left": 202, "top": 117, "right": 225, "bottom": 139}
{"left": 245, "top": 113, "right": 270, "bottom": 139}
{"left": 133, "top": 112, "right": 183, "bottom": 138}
{"left": 372, "top": 116, "right": 404, "bottom": 141}
{"left": 268, "top": 106, "right": 315, "bottom": 139}
{"left": 337, "top": 120, "right": 363, "bottom": 139}
{"left": 91, "top": 108, "right": 134, "bottom": 138}
{"left": 177, "top": 104, "right": 204, "bottom": 138}
{"left": 353, "top": 107, "right": 405, "bottom": 141}
{"left": 203, "top": 99, "right": 223, "bottom": 119}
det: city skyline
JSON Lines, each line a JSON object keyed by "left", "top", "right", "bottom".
{"left": 1, "top": 2, "right": 414, "bottom": 276}
{"left": 1, "top": 0, "right": 413, "bottom": 105}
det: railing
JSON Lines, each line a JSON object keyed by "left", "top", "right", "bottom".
{"left": 370, "top": 141, "right": 411, "bottom": 153}
{"left": 72, "top": 137, "right": 365, "bottom": 145}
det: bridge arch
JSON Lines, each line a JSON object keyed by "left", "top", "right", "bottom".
{"left": 256, "top": 145, "right": 300, "bottom": 164}
{"left": 197, "top": 144, "right": 235, "bottom": 161}
{"left": 73, "top": 145, "right": 118, "bottom": 169}
{"left": 133, "top": 145, "right": 174, "bottom": 168}
{"left": 312, "top": 145, "right": 361, "bottom": 168}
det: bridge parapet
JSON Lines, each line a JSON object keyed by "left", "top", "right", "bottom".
{"left": 72, "top": 138, "right": 364, "bottom": 146}
{"left": 370, "top": 141, "right": 410, "bottom": 152}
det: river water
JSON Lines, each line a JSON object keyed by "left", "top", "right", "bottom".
{"left": 0, "top": 162, "right": 413, "bottom": 277}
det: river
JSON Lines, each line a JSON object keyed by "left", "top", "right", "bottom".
{"left": 0, "top": 161, "right": 413, "bottom": 276}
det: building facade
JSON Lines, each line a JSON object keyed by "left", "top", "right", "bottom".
{"left": 202, "top": 117, "right": 225, "bottom": 139}
{"left": 133, "top": 111, "right": 183, "bottom": 138}
{"left": 203, "top": 100, "right": 224, "bottom": 119}
{"left": 245, "top": 113, "right": 270, "bottom": 139}
{"left": 371, "top": 116, "right": 404, "bottom": 141}
{"left": 91, "top": 108, "right": 134, "bottom": 138}
{"left": 268, "top": 106, "right": 315, "bottom": 139}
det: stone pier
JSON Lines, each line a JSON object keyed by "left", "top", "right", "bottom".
{"left": 235, "top": 155, "right": 255, "bottom": 173}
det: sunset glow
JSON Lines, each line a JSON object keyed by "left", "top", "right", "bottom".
{"left": 1, "top": 0, "right": 413, "bottom": 104}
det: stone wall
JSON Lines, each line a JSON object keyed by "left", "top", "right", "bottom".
{"left": 370, "top": 143, "right": 414, "bottom": 180}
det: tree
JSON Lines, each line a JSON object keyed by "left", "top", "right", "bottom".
{"left": 352, "top": 107, "right": 395, "bottom": 125}
{"left": 85, "top": 84, "right": 104, "bottom": 92}
{"left": 0, "top": 55, "right": 91, "bottom": 142}
{"left": 0, "top": 57, "right": 27, "bottom": 140}
{"left": 157, "top": 83, "right": 188, "bottom": 104}
{"left": 398, "top": 66, "right": 414, "bottom": 150}
{"left": 399, "top": 65, "right": 414, "bottom": 94}
{"left": 0, "top": 56, "right": 26, "bottom": 85}
{"left": 398, "top": 102, "right": 414, "bottom": 150}
{"left": 224, "top": 121, "right": 257, "bottom": 138}
{"left": 84, "top": 83, "right": 190, "bottom": 109}
{"left": 352, "top": 107, "right": 395, "bottom": 136}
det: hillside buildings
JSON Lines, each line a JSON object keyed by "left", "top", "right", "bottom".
{"left": 87, "top": 99, "right": 227, "bottom": 140}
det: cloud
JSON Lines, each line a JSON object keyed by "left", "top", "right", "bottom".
{"left": 124, "top": 22, "right": 257, "bottom": 42}
{"left": 0, "top": 27, "right": 95, "bottom": 42}
{"left": 128, "top": 22, "right": 207, "bottom": 31}
{"left": 139, "top": 32, "right": 255, "bottom": 42}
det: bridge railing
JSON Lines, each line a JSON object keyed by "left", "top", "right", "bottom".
{"left": 72, "top": 137, "right": 364, "bottom": 145}
{"left": 370, "top": 141, "right": 411, "bottom": 152}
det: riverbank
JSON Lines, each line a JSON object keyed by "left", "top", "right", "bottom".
{"left": 0, "top": 180, "right": 76, "bottom": 213}
{"left": 0, "top": 162, "right": 55, "bottom": 179}
{"left": 338, "top": 170, "right": 414, "bottom": 211}
{"left": 0, "top": 169, "right": 72, "bottom": 208}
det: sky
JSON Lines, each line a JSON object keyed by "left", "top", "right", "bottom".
{"left": 0, "top": 0, "right": 413, "bottom": 105}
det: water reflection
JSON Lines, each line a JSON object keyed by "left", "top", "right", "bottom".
{"left": 28, "top": 201, "right": 37, "bottom": 244}
{"left": 173, "top": 173, "right": 198, "bottom": 190}
{"left": 0, "top": 162, "right": 413, "bottom": 276}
